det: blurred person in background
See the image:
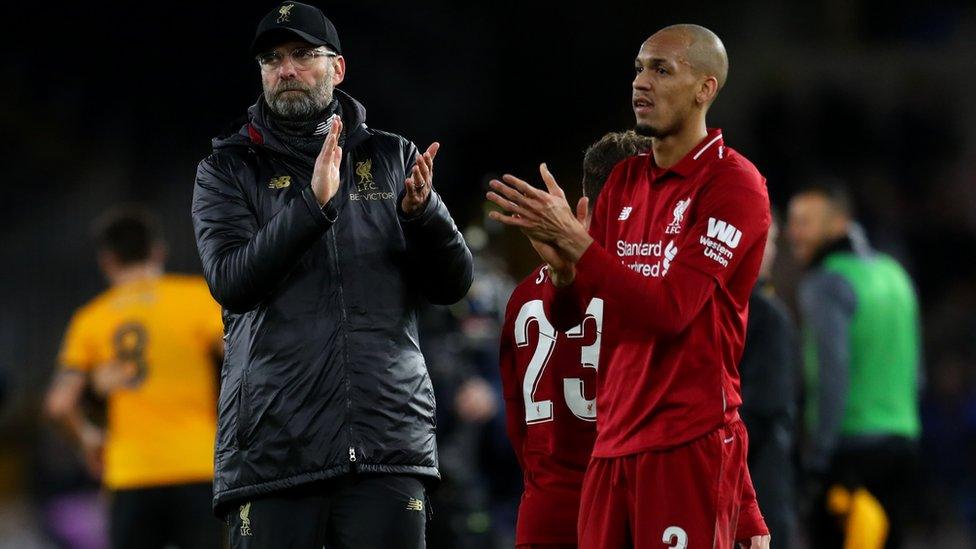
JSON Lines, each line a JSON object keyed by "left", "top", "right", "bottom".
{"left": 738, "top": 210, "right": 799, "bottom": 547}
{"left": 44, "top": 207, "right": 224, "bottom": 549}
{"left": 191, "top": 3, "right": 472, "bottom": 547}
{"left": 787, "top": 182, "right": 922, "bottom": 548}
{"left": 499, "top": 130, "right": 650, "bottom": 549}
{"left": 421, "top": 234, "right": 518, "bottom": 549}
{"left": 460, "top": 243, "right": 523, "bottom": 549}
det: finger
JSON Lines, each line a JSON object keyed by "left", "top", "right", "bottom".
{"left": 318, "top": 131, "right": 336, "bottom": 161}
{"left": 411, "top": 166, "right": 429, "bottom": 201}
{"left": 539, "top": 163, "right": 565, "bottom": 198}
{"left": 413, "top": 154, "right": 427, "bottom": 182}
{"left": 486, "top": 191, "right": 539, "bottom": 220}
{"left": 488, "top": 180, "right": 537, "bottom": 213}
{"left": 406, "top": 166, "right": 422, "bottom": 196}
{"left": 425, "top": 142, "right": 440, "bottom": 161}
{"left": 412, "top": 164, "right": 426, "bottom": 191}
{"left": 576, "top": 196, "right": 589, "bottom": 223}
{"left": 487, "top": 210, "right": 533, "bottom": 228}
{"left": 500, "top": 174, "right": 545, "bottom": 200}
{"left": 330, "top": 116, "right": 343, "bottom": 140}
{"left": 321, "top": 117, "right": 342, "bottom": 151}
{"left": 415, "top": 154, "right": 432, "bottom": 184}
{"left": 490, "top": 179, "right": 541, "bottom": 210}
{"left": 422, "top": 152, "right": 435, "bottom": 183}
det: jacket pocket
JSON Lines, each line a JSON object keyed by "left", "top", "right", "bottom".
{"left": 235, "top": 366, "right": 250, "bottom": 449}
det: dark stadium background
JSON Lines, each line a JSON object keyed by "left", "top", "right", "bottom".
{"left": 2, "top": 1, "right": 975, "bottom": 546}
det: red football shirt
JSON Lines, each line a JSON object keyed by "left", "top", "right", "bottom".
{"left": 500, "top": 265, "right": 600, "bottom": 545}
{"left": 545, "top": 128, "right": 771, "bottom": 457}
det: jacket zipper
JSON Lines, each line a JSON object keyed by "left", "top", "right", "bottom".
{"left": 332, "top": 152, "right": 356, "bottom": 468}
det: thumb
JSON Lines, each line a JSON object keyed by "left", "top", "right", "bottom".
{"left": 576, "top": 196, "right": 589, "bottom": 224}
{"left": 539, "top": 163, "right": 565, "bottom": 198}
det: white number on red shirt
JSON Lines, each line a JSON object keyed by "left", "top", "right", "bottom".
{"left": 563, "top": 298, "right": 603, "bottom": 420}
{"left": 514, "top": 298, "right": 604, "bottom": 424}
{"left": 662, "top": 526, "right": 688, "bottom": 549}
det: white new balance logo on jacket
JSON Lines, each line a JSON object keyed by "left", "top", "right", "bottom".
{"left": 706, "top": 218, "right": 742, "bottom": 248}
{"left": 618, "top": 207, "right": 633, "bottom": 221}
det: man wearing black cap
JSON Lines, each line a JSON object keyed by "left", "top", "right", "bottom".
{"left": 191, "top": 3, "right": 473, "bottom": 548}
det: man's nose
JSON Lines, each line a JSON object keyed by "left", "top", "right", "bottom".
{"left": 633, "top": 71, "right": 651, "bottom": 91}
{"left": 276, "top": 56, "right": 300, "bottom": 79}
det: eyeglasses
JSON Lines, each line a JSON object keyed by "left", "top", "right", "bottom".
{"left": 255, "top": 47, "right": 338, "bottom": 71}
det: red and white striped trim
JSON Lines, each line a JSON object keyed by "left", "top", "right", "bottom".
{"left": 692, "top": 133, "right": 723, "bottom": 160}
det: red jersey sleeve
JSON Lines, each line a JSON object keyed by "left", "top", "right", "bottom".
{"left": 546, "top": 166, "right": 769, "bottom": 338}
{"left": 668, "top": 167, "right": 770, "bottom": 287}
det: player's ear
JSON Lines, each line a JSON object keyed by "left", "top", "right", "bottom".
{"left": 697, "top": 76, "right": 719, "bottom": 106}
{"left": 332, "top": 56, "right": 346, "bottom": 86}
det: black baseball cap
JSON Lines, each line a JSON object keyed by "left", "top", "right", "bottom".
{"left": 251, "top": 2, "right": 342, "bottom": 56}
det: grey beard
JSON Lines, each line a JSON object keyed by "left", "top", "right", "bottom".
{"left": 264, "top": 80, "right": 334, "bottom": 121}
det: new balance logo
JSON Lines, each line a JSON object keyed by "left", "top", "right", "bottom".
{"left": 618, "top": 206, "right": 633, "bottom": 221}
{"left": 706, "top": 218, "right": 742, "bottom": 248}
{"left": 406, "top": 498, "right": 424, "bottom": 512}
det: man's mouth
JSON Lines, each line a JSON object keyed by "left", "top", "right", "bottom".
{"left": 633, "top": 97, "right": 654, "bottom": 112}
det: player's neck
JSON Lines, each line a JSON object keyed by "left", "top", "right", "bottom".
{"left": 652, "top": 118, "right": 708, "bottom": 169}
{"left": 109, "top": 264, "right": 162, "bottom": 287}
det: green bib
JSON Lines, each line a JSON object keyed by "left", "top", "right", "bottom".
{"left": 804, "top": 252, "right": 921, "bottom": 438}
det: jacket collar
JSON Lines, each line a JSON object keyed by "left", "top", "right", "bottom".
{"left": 808, "top": 223, "right": 874, "bottom": 269}
{"left": 212, "top": 89, "right": 369, "bottom": 154}
{"left": 809, "top": 235, "right": 854, "bottom": 269}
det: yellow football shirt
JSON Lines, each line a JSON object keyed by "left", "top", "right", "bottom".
{"left": 58, "top": 274, "right": 223, "bottom": 490}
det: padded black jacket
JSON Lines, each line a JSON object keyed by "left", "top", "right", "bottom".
{"left": 192, "top": 90, "right": 472, "bottom": 513}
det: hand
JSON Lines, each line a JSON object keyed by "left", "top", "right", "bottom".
{"left": 738, "top": 534, "right": 770, "bottom": 549}
{"left": 526, "top": 196, "right": 588, "bottom": 287}
{"left": 486, "top": 163, "right": 592, "bottom": 261}
{"left": 91, "top": 359, "right": 136, "bottom": 396}
{"left": 402, "top": 142, "right": 439, "bottom": 216}
{"left": 311, "top": 117, "right": 344, "bottom": 206}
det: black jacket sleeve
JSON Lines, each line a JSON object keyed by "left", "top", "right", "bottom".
{"left": 192, "top": 153, "right": 336, "bottom": 313}
{"left": 397, "top": 142, "right": 473, "bottom": 305}
{"left": 740, "top": 290, "right": 798, "bottom": 421}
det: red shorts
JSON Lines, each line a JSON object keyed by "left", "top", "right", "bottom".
{"left": 578, "top": 421, "right": 750, "bottom": 549}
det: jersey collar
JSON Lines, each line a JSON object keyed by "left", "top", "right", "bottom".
{"left": 651, "top": 128, "right": 724, "bottom": 180}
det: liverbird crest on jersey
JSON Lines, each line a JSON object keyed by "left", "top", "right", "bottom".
{"left": 666, "top": 197, "right": 692, "bottom": 234}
